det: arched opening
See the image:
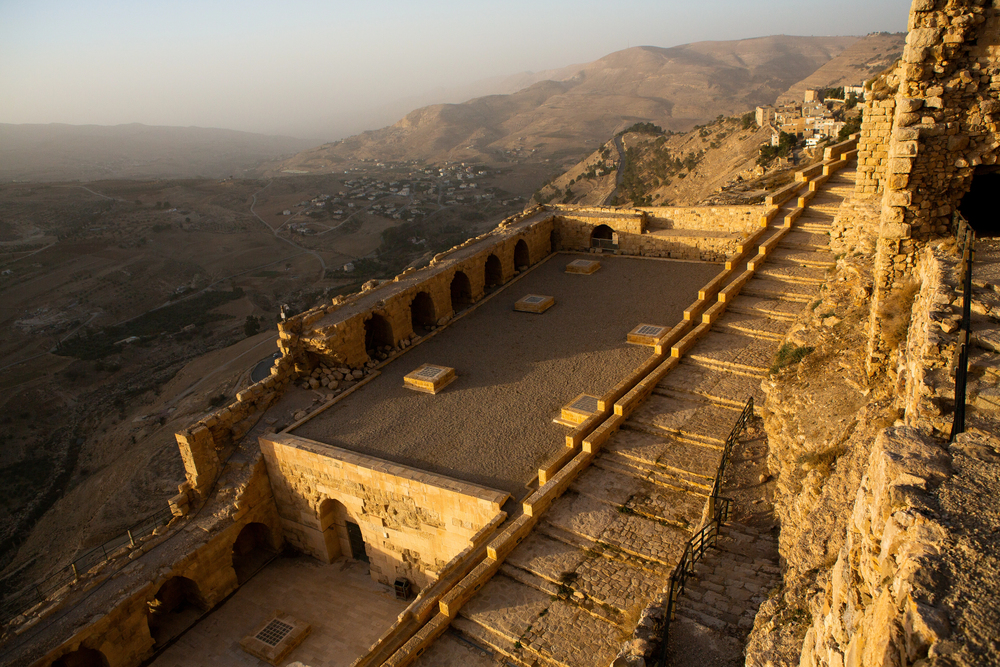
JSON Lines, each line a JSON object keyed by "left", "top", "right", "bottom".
{"left": 146, "top": 576, "right": 205, "bottom": 647}
{"left": 514, "top": 239, "right": 530, "bottom": 270}
{"left": 231, "top": 522, "right": 275, "bottom": 585}
{"left": 484, "top": 254, "right": 503, "bottom": 288}
{"left": 450, "top": 271, "right": 473, "bottom": 312}
{"left": 50, "top": 648, "right": 109, "bottom": 667}
{"left": 364, "top": 313, "right": 394, "bottom": 359}
{"left": 409, "top": 292, "right": 436, "bottom": 335}
{"left": 549, "top": 229, "right": 560, "bottom": 253}
{"left": 959, "top": 167, "right": 1000, "bottom": 237}
{"left": 318, "top": 498, "right": 346, "bottom": 561}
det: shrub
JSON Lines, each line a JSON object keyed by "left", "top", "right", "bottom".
{"left": 770, "top": 343, "right": 815, "bottom": 374}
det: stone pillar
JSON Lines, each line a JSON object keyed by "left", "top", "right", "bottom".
{"left": 175, "top": 425, "right": 219, "bottom": 499}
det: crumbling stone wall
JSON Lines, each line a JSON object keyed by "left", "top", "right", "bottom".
{"left": 867, "top": 0, "right": 1000, "bottom": 361}
{"left": 855, "top": 73, "right": 900, "bottom": 195}
{"left": 260, "top": 433, "right": 507, "bottom": 588}
{"left": 34, "top": 457, "right": 282, "bottom": 667}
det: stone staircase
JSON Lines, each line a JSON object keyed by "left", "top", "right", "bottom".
{"left": 660, "top": 523, "right": 781, "bottom": 667}
{"left": 412, "top": 165, "right": 856, "bottom": 667}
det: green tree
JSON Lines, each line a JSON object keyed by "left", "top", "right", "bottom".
{"left": 244, "top": 315, "right": 261, "bottom": 337}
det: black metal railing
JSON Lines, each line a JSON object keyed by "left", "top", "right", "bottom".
{"left": 657, "top": 396, "right": 753, "bottom": 666}
{"left": 952, "top": 214, "right": 975, "bottom": 442}
{"left": 592, "top": 238, "right": 619, "bottom": 251}
{"left": 0, "top": 507, "right": 174, "bottom": 625}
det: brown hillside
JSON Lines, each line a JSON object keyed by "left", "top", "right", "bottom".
{"left": 270, "top": 35, "right": 860, "bottom": 176}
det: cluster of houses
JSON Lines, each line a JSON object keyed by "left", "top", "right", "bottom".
{"left": 755, "top": 86, "right": 864, "bottom": 148}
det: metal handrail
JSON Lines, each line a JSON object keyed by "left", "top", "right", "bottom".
{"left": 0, "top": 507, "right": 174, "bottom": 625}
{"left": 951, "top": 214, "right": 975, "bottom": 442}
{"left": 657, "top": 396, "right": 753, "bottom": 666}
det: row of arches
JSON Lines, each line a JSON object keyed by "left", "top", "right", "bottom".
{"left": 47, "top": 522, "right": 279, "bottom": 666}
{"left": 360, "top": 238, "right": 534, "bottom": 360}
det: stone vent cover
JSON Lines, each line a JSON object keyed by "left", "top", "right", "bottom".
{"left": 634, "top": 325, "right": 665, "bottom": 337}
{"left": 522, "top": 296, "right": 545, "bottom": 304}
{"left": 414, "top": 365, "right": 447, "bottom": 380}
{"left": 570, "top": 395, "right": 599, "bottom": 414}
{"left": 256, "top": 619, "right": 294, "bottom": 647}
{"left": 569, "top": 260, "right": 591, "bottom": 267}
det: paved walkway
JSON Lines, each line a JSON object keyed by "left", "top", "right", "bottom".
{"left": 411, "top": 167, "right": 857, "bottom": 667}
{"left": 150, "top": 557, "right": 406, "bottom": 667}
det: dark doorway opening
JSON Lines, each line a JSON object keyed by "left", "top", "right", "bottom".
{"left": 514, "top": 239, "right": 530, "bottom": 270}
{"left": 346, "top": 521, "right": 369, "bottom": 563}
{"left": 484, "top": 254, "right": 503, "bottom": 288}
{"left": 147, "top": 576, "right": 205, "bottom": 647}
{"left": 51, "top": 648, "right": 109, "bottom": 667}
{"left": 364, "top": 313, "right": 394, "bottom": 358}
{"left": 959, "top": 167, "right": 1000, "bottom": 237}
{"left": 410, "top": 292, "right": 436, "bottom": 334}
{"left": 450, "top": 271, "right": 473, "bottom": 311}
{"left": 549, "top": 229, "right": 560, "bottom": 253}
{"left": 591, "top": 224, "right": 617, "bottom": 250}
{"left": 231, "top": 522, "right": 275, "bottom": 585}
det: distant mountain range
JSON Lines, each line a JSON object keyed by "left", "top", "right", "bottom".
{"left": 0, "top": 123, "right": 314, "bottom": 182}
{"left": 273, "top": 33, "right": 903, "bottom": 175}
{"left": 1, "top": 33, "right": 904, "bottom": 184}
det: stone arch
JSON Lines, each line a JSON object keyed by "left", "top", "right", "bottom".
{"left": 318, "top": 497, "right": 346, "bottom": 562}
{"left": 959, "top": 166, "right": 1000, "bottom": 237}
{"left": 146, "top": 576, "right": 206, "bottom": 647}
{"left": 591, "top": 224, "right": 614, "bottom": 243}
{"left": 484, "top": 254, "right": 503, "bottom": 288}
{"left": 409, "top": 291, "right": 436, "bottom": 333}
{"left": 50, "top": 648, "right": 109, "bottom": 667}
{"left": 514, "top": 239, "right": 530, "bottom": 269}
{"left": 231, "top": 522, "right": 276, "bottom": 585}
{"left": 450, "top": 271, "right": 473, "bottom": 311}
{"left": 364, "top": 313, "right": 394, "bottom": 356}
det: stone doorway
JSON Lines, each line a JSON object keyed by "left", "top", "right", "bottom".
{"left": 959, "top": 166, "right": 1000, "bottom": 237}
{"left": 147, "top": 576, "right": 206, "bottom": 647}
{"left": 450, "top": 271, "right": 473, "bottom": 311}
{"left": 232, "top": 522, "right": 276, "bottom": 585}
{"left": 346, "top": 521, "right": 369, "bottom": 563}
{"left": 51, "top": 648, "right": 109, "bottom": 667}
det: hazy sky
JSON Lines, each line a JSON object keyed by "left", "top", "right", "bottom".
{"left": 1, "top": 0, "right": 912, "bottom": 140}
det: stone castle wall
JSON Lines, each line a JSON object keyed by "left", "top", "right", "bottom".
{"left": 260, "top": 434, "right": 507, "bottom": 588}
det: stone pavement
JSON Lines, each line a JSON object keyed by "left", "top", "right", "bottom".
{"left": 149, "top": 557, "right": 406, "bottom": 667}
{"left": 407, "top": 167, "right": 858, "bottom": 667}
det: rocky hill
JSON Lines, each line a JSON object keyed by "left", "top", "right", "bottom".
{"left": 270, "top": 35, "right": 862, "bottom": 176}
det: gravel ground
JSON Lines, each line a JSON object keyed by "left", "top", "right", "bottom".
{"left": 292, "top": 254, "right": 720, "bottom": 498}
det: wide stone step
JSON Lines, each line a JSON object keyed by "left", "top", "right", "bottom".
{"left": 674, "top": 596, "right": 741, "bottom": 628}
{"left": 458, "top": 575, "right": 556, "bottom": 659}
{"left": 656, "top": 359, "right": 765, "bottom": 406}
{"left": 594, "top": 454, "right": 712, "bottom": 496}
{"left": 570, "top": 465, "right": 705, "bottom": 528}
{"left": 767, "top": 248, "right": 835, "bottom": 268}
{"left": 741, "top": 277, "right": 817, "bottom": 303}
{"left": 754, "top": 263, "right": 827, "bottom": 286}
{"left": 674, "top": 607, "right": 729, "bottom": 632}
{"left": 711, "top": 311, "right": 788, "bottom": 342}
{"left": 727, "top": 295, "right": 805, "bottom": 321}
{"left": 779, "top": 230, "right": 831, "bottom": 251}
{"left": 450, "top": 617, "right": 547, "bottom": 667}
{"left": 517, "top": 598, "right": 623, "bottom": 667}
{"left": 542, "top": 491, "right": 690, "bottom": 566}
{"left": 505, "top": 531, "right": 590, "bottom": 589}
{"left": 628, "top": 394, "right": 741, "bottom": 444}
{"left": 685, "top": 331, "right": 781, "bottom": 375}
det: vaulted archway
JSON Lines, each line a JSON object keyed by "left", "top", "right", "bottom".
{"left": 514, "top": 239, "right": 530, "bottom": 269}
{"left": 364, "top": 313, "right": 394, "bottom": 357}
{"left": 50, "top": 648, "right": 109, "bottom": 667}
{"left": 410, "top": 291, "right": 436, "bottom": 334}
{"left": 146, "top": 576, "right": 205, "bottom": 647}
{"left": 484, "top": 254, "right": 503, "bottom": 288}
{"left": 450, "top": 271, "right": 473, "bottom": 311}
{"left": 959, "top": 166, "right": 1000, "bottom": 237}
{"left": 231, "top": 522, "right": 275, "bottom": 585}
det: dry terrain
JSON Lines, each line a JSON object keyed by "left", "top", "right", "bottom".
{"left": 0, "top": 168, "right": 526, "bottom": 590}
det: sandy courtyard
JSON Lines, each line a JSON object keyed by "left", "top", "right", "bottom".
{"left": 291, "top": 254, "right": 719, "bottom": 498}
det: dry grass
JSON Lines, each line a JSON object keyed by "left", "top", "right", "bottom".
{"left": 878, "top": 280, "right": 920, "bottom": 351}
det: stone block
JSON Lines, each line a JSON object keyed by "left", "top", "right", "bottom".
{"left": 402, "top": 364, "right": 457, "bottom": 395}
{"left": 513, "top": 294, "right": 555, "bottom": 314}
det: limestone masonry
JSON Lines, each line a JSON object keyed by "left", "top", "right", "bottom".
{"left": 3, "top": 3, "right": 1000, "bottom": 667}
